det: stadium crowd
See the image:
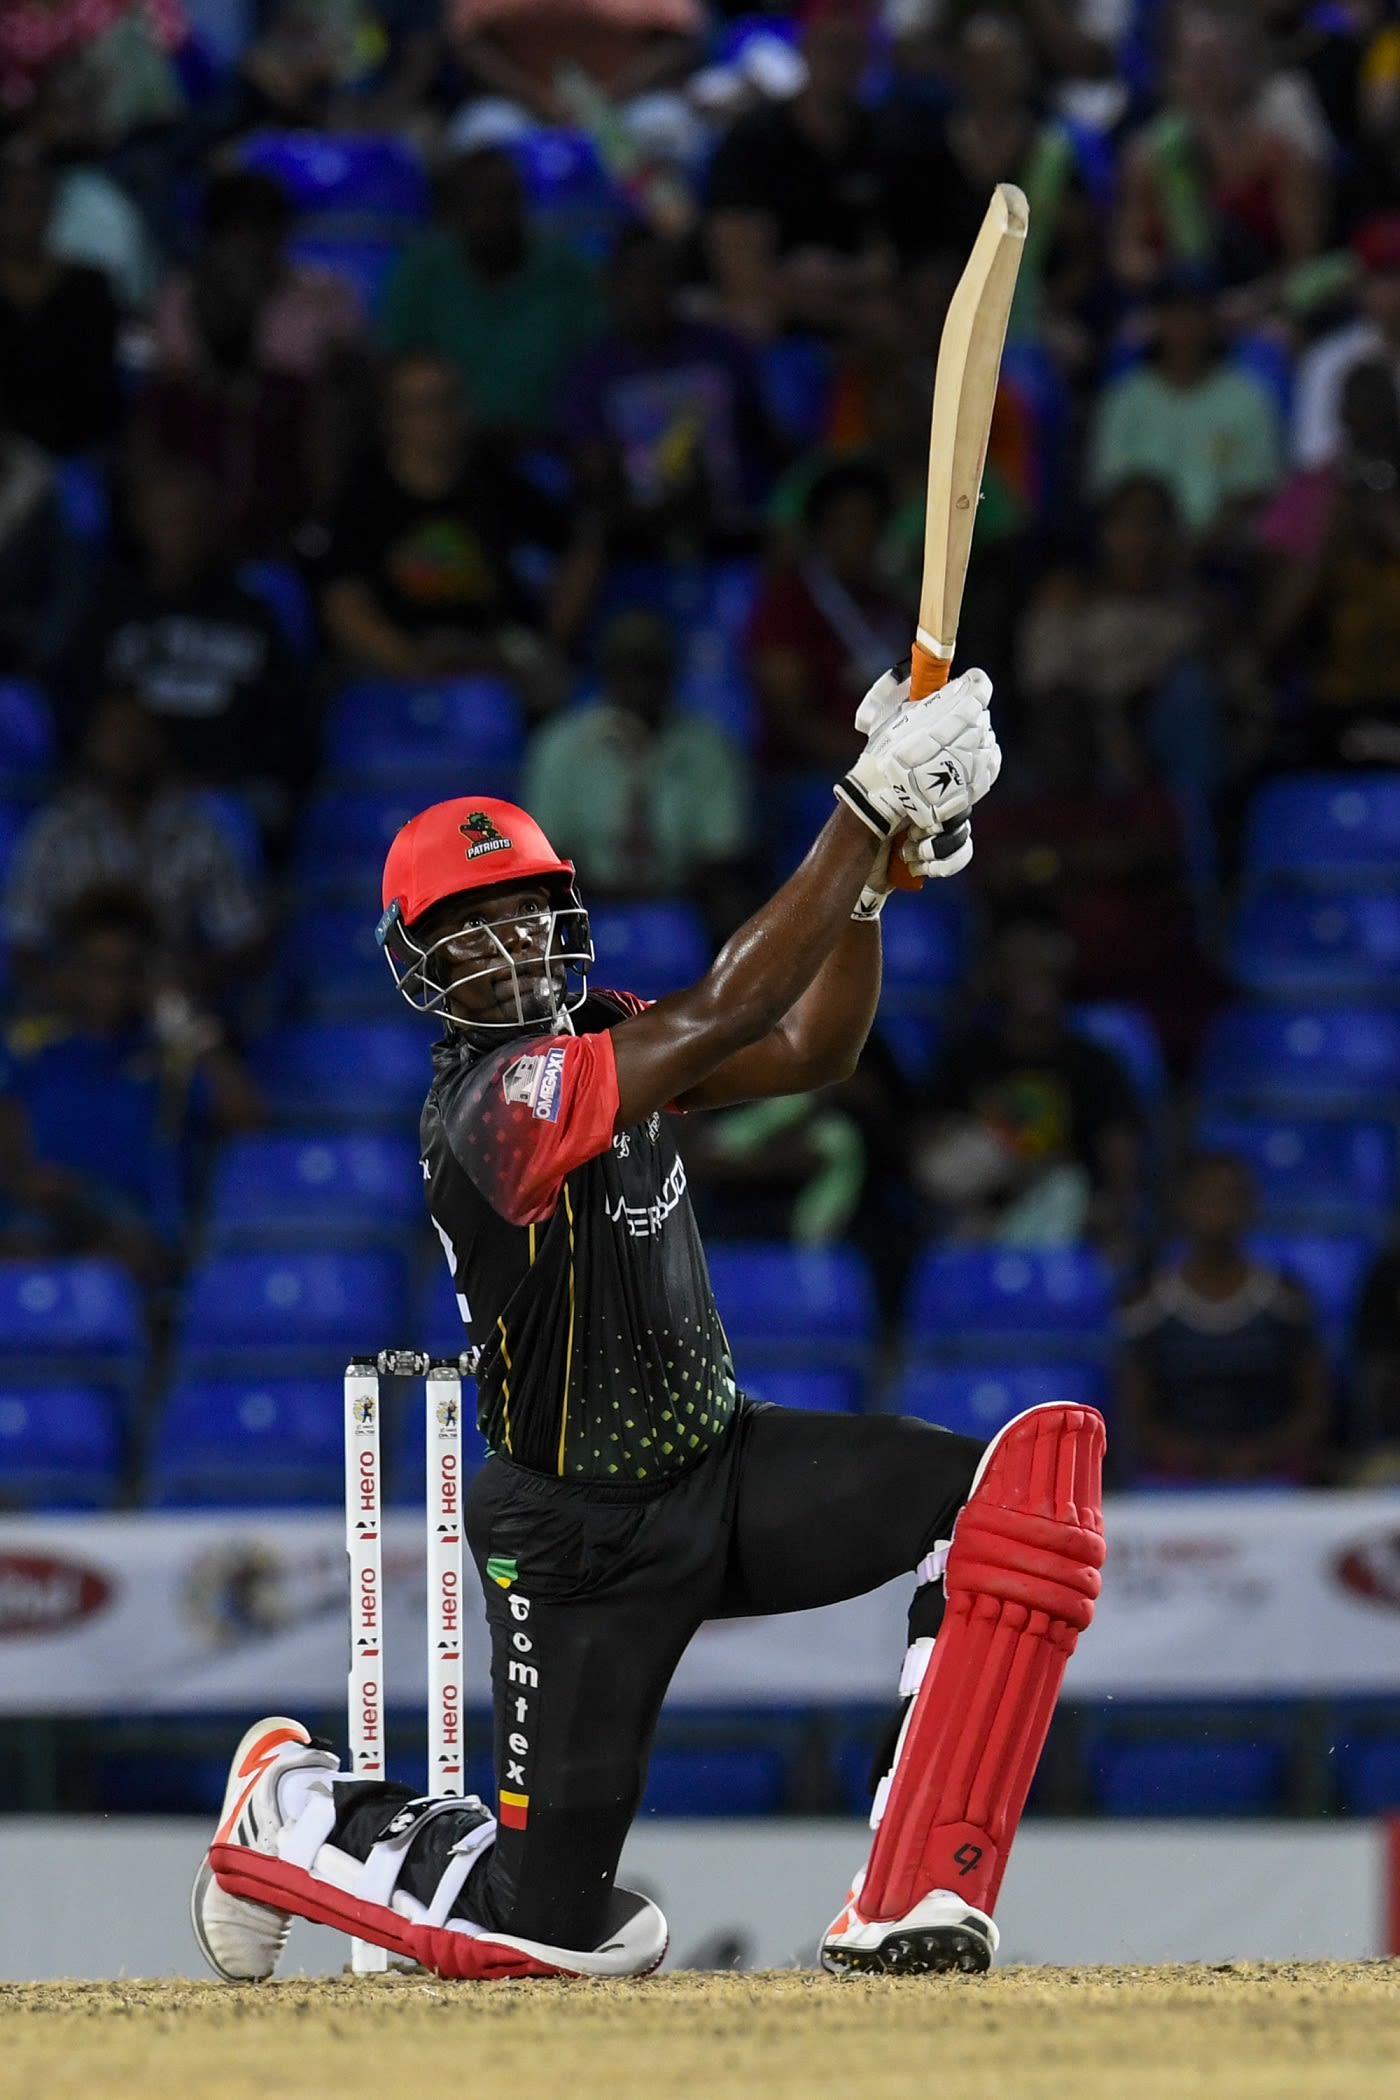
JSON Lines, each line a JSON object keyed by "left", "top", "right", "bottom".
{"left": 2, "top": 0, "right": 1400, "bottom": 1509}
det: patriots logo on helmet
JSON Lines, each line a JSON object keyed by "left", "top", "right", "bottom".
{"left": 460, "top": 810, "right": 513, "bottom": 860}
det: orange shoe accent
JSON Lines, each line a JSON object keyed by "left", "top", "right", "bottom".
{"left": 214, "top": 1721, "right": 311, "bottom": 1845}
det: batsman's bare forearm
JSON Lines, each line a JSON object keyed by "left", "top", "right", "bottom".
{"left": 774, "top": 918, "right": 882, "bottom": 1082}
{"left": 611, "top": 806, "right": 881, "bottom": 1126}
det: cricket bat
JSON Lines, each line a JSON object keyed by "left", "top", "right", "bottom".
{"left": 892, "top": 182, "right": 1028, "bottom": 891}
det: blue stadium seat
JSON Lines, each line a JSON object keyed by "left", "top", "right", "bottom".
{"left": 0, "top": 796, "right": 30, "bottom": 891}
{"left": 640, "top": 1746, "right": 787, "bottom": 1817}
{"left": 589, "top": 900, "right": 709, "bottom": 1001}
{"left": 904, "top": 1246, "right": 1113, "bottom": 1363}
{"left": 54, "top": 455, "right": 109, "bottom": 544}
{"left": 775, "top": 774, "right": 842, "bottom": 877}
{"left": 673, "top": 558, "right": 760, "bottom": 746}
{"left": 874, "top": 1009, "right": 944, "bottom": 1084}
{"left": 1070, "top": 1002, "right": 1166, "bottom": 1111}
{"left": 193, "top": 788, "right": 265, "bottom": 879}
{"left": 281, "top": 904, "right": 389, "bottom": 1019}
{"left": 390, "top": 1373, "right": 485, "bottom": 1504}
{"left": 1231, "top": 891, "right": 1400, "bottom": 1001}
{"left": 237, "top": 558, "right": 316, "bottom": 658}
{"left": 0, "top": 1385, "right": 122, "bottom": 1510}
{"left": 175, "top": 1250, "right": 409, "bottom": 1377}
{"left": 250, "top": 1021, "right": 430, "bottom": 1128}
{"left": 1198, "top": 1007, "right": 1400, "bottom": 1114}
{"left": 706, "top": 1243, "right": 877, "bottom": 1366}
{"left": 148, "top": 1375, "right": 345, "bottom": 1507}
{"left": 595, "top": 559, "right": 760, "bottom": 748}
{"left": 294, "top": 789, "right": 432, "bottom": 901}
{"left": 0, "top": 1259, "right": 145, "bottom": 1406}
{"left": 238, "top": 132, "right": 429, "bottom": 225}
{"left": 0, "top": 679, "right": 54, "bottom": 789}
{"left": 1198, "top": 1115, "right": 1397, "bottom": 1232}
{"left": 735, "top": 1365, "right": 864, "bottom": 1413}
{"left": 1337, "top": 1736, "right": 1400, "bottom": 1813}
{"left": 880, "top": 891, "right": 969, "bottom": 1008}
{"left": 760, "top": 336, "right": 833, "bottom": 446}
{"left": 888, "top": 1362, "right": 1107, "bottom": 1440}
{"left": 325, "top": 678, "right": 525, "bottom": 788}
{"left": 1248, "top": 1232, "right": 1377, "bottom": 1359}
{"left": 417, "top": 1260, "right": 472, "bottom": 1359}
{"left": 1242, "top": 773, "right": 1400, "bottom": 887}
{"left": 1093, "top": 1738, "right": 1289, "bottom": 1817}
{"left": 287, "top": 232, "right": 402, "bottom": 308}
{"left": 204, "top": 1132, "right": 423, "bottom": 1252}
{"left": 505, "top": 130, "right": 622, "bottom": 260}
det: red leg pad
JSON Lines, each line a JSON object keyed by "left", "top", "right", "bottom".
{"left": 209, "top": 1843, "right": 570, "bottom": 1980}
{"left": 860, "top": 1404, "right": 1105, "bottom": 1922}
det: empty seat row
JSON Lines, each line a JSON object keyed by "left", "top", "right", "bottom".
{"left": 0, "top": 1229, "right": 1379, "bottom": 1416}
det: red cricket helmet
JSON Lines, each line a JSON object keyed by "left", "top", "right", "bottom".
{"left": 381, "top": 795, "right": 575, "bottom": 926}
{"left": 377, "top": 796, "right": 592, "bottom": 1036}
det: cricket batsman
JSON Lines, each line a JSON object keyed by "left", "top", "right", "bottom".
{"left": 192, "top": 662, "right": 1104, "bottom": 1983}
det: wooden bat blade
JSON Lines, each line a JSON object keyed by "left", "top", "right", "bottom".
{"left": 912, "top": 182, "right": 1028, "bottom": 699}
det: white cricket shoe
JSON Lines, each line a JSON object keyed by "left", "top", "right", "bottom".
{"left": 192, "top": 1715, "right": 339, "bottom": 1982}
{"left": 820, "top": 1868, "right": 997, "bottom": 1976}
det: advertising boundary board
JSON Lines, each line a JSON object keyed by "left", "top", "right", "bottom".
{"left": 1, "top": 1490, "right": 1399, "bottom": 1710}
{"left": 0, "top": 1819, "right": 1393, "bottom": 1979}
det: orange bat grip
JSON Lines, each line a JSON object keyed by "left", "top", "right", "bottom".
{"left": 888, "top": 639, "right": 953, "bottom": 888}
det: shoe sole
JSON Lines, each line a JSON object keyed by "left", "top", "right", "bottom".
{"left": 822, "top": 1923, "right": 993, "bottom": 1977}
{"left": 190, "top": 1857, "right": 245, "bottom": 1984}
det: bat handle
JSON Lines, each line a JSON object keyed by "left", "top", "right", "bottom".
{"left": 908, "top": 639, "right": 952, "bottom": 703}
{"left": 890, "top": 640, "right": 953, "bottom": 888}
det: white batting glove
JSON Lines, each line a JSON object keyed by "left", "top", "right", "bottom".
{"left": 836, "top": 672, "right": 1000, "bottom": 844}
{"left": 851, "top": 821, "right": 972, "bottom": 920}
{"left": 853, "top": 658, "right": 914, "bottom": 739}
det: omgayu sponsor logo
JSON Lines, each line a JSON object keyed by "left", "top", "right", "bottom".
{"left": 0, "top": 1554, "right": 111, "bottom": 1636}
{"left": 1334, "top": 1528, "right": 1400, "bottom": 1611}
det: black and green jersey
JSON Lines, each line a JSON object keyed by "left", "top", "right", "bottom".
{"left": 420, "top": 991, "right": 737, "bottom": 1482}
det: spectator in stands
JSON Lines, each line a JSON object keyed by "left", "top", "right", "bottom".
{"left": 322, "top": 349, "right": 574, "bottom": 702}
{"left": 142, "top": 168, "right": 367, "bottom": 551}
{"left": 971, "top": 684, "right": 1218, "bottom": 1069}
{"left": 2, "top": 692, "right": 266, "bottom": 1000}
{"left": 14, "top": 62, "right": 160, "bottom": 311}
{"left": 0, "top": 143, "right": 119, "bottom": 457}
{"left": 1018, "top": 475, "right": 1221, "bottom": 800}
{"left": 0, "top": 887, "right": 264, "bottom": 1280}
{"left": 767, "top": 254, "right": 1033, "bottom": 636}
{"left": 681, "top": 1088, "right": 867, "bottom": 1246}
{"left": 0, "top": 0, "right": 189, "bottom": 140}
{"left": 746, "top": 458, "right": 909, "bottom": 774}
{"left": 57, "top": 452, "right": 304, "bottom": 823}
{"left": 447, "top": 0, "right": 702, "bottom": 156}
{"left": 238, "top": 0, "right": 443, "bottom": 133}
{"left": 1352, "top": 1242, "right": 1400, "bottom": 1469}
{"left": 913, "top": 917, "right": 1142, "bottom": 1259}
{"left": 704, "top": 0, "right": 899, "bottom": 339}
{"left": 378, "top": 145, "right": 606, "bottom": 437}
{"left": 152, "top": 169, "right": 366, "bottom": 387}
{"left": 1113, "top": 2, "right": 1329, "bottom": 302}
{"left": 1258, "top": 358, "right": 1400, "bottom": 765}
{"left": 1118, "top": 1151, "right": 1331, "bottom": 1483}
{"left": 908, "top": 11, "right": 1104, "bottom": 369}
{"left": 1088, "top": 268, "right": 1282, "bottom": 544}
{"left": 1291, "top": 213, "right": 1400, "bottom": 475}
{"left": 0, "top": 398, "right": 91, "bottom": 672}
{"left": 560, "top": 227, "right": 780, "bottom": 562}
{"left": 521, "top": 608, "right": 753, "bottom": 920}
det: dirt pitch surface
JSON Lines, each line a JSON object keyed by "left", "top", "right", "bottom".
{"left": 4, "top": 1964, "right": 1398, "bottom": 2100}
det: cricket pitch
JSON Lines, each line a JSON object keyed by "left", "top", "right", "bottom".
{"left": 3, "top": 1964, "right": 1398, "bottom": 2100}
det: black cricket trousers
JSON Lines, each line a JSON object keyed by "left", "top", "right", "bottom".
{"left": 449, "top": 1397, "right": 984, "bottom": 1949}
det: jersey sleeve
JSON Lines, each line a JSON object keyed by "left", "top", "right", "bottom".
{"left": 442, "top": 1031, "right": 621, "bottom": 1225}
